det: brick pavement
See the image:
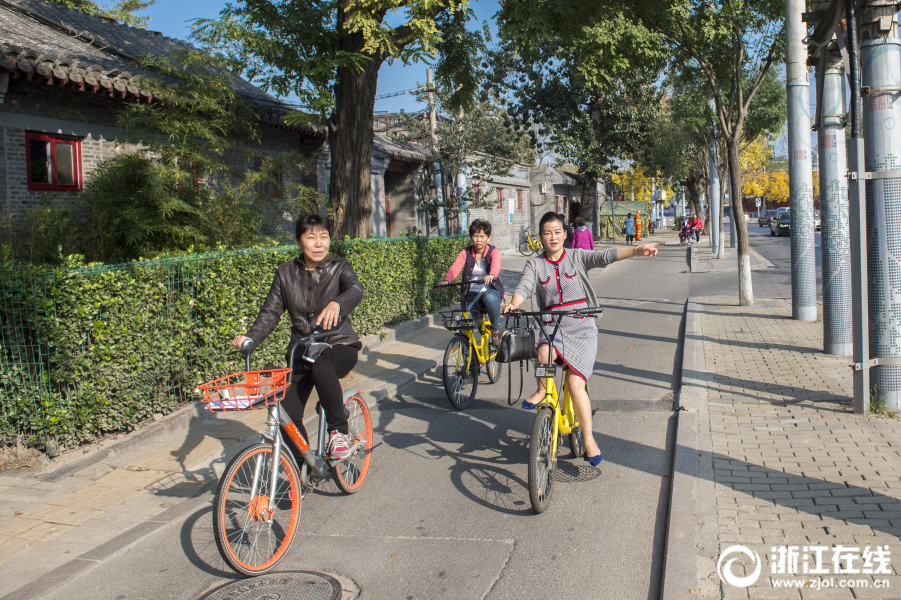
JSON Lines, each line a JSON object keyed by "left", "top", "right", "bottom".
{"left": 696, "top": 297, "right": 901, "bottom": 600}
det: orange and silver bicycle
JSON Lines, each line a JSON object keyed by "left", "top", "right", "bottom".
{"left": 199, "top": 326, "right": 373, "bottom": 576}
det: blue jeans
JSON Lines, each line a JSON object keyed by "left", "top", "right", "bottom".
{"left": 465, "top": 289, "right": 501, "bottom": 332}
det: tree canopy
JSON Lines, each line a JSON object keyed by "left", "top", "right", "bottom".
{"left": 47, "top": 0, "right": 156, "bottom": 28}
{"left": 191, "top": 1, "right": 485, "bottom": 237}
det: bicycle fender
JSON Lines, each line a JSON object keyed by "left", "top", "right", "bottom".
{"left": 342, "top": 389, "right": 362, "bottom": 402}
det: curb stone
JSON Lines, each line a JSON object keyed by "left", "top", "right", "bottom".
{"left": 661, "top": 299, "right": 719, "bottom": 600}
{"left": 689, "top": 245, "right": 774, "bottom": 273}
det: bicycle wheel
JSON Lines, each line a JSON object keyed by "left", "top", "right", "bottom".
{"left": 569, "top": 426, "right": 585, "bottom": 458}
{"left": 528, "top": 407, "right": 557, "bottom": 514}
{"left": 332, "top": 393, "right": 373, "bottom": 494}
{"left": 443, "top": 336, "right": 479, "bottom": 410}
{"left": 485, "top": 352, "right": 503, "bottom": 383}
{"left": 213, "top": 443, "right": 300, "bottom": 576}
{"left": 518, "top": 240, "right": 535, "bottom": 256}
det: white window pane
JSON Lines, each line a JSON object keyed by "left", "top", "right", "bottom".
{"left": 28, "top": 139, "right": 52, "bottom": 184}
{"left": 56, "top": 143, "right": 76, "bottom": 186}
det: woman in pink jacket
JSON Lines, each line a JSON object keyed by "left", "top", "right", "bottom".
{"left": 443, "top": 219, "right": 504, "bottom": 345}
{"left": 571, "top": 217, "right": 595, "bottom": 250}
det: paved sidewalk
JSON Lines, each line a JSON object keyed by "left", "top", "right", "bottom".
{"left": 0, "top": 317, "right": 455, "bottom": 599}
{"left": 665, "top": 297, "right": 901, "bottom": 600}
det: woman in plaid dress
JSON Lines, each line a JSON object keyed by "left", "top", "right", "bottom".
{"left": 504, "top": 212, "right": 660, "bottom": 465}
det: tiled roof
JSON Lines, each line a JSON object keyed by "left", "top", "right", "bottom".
{"left": 374, "top": 134, "right": 431, "bottom": 163}
{"left": 0, "top": 0, "right": 326, "bottom": 138}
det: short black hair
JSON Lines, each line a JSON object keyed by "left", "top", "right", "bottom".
{"left": 469, "top": 218, "right": 492, "bottom": 237}
{"left": 627, "top": 213, "right": 633, "bottom": 218}
{"left": 539, "top": 211, "right": 565, "bottom": 233}
{"left": 295, "top": 214, "right": 330, "bottom": 239}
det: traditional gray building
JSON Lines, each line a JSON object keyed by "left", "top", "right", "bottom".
{"left": 0, "top": 0, "right": 333, "bottom": 220}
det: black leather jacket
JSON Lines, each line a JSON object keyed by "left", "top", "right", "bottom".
{"left": 245, "top": 255, "right": 364, "bottom": 353}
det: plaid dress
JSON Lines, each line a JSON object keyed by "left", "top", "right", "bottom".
{"left": 534, "top": 250, "right": 598, "bottom": 382}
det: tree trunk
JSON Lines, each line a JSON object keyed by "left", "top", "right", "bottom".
{"left": 329, "top": 29, "right": 382, "bottom": 238}
{"left": 726, "top": 137, "right": 754, "bottom": 305}
{"left": 580, "top": 173, "right": 598, "bottom": 221}
{"left": 681, "top": 174, "right": 703, "bottom": 220}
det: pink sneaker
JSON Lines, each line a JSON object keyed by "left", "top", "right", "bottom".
{"left": 328, "top": 430, "right": 352, "bottom": 459}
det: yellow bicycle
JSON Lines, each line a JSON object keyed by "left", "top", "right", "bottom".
{"left": 509, "top": 305, "right": 603, "bottom": 513}
{"left": 518, "top": 228, "right": 545, "bottom": 256}
{"left": 436, "top": 280, "right": 503, "bottom": 410}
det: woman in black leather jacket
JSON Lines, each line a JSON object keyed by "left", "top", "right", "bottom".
{"left": 232, "top": 214, "right": 364, "bottom": 459}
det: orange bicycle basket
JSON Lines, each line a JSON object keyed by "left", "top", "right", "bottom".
{"left": 199, "top": 368, "right": 292, "bottom": 412}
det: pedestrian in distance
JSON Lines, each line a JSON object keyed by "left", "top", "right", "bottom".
{"left": 624, "top": 213, "right": 636, "bottom": 245}
{"left": 232, "top": 214, "right": 364, "bottom": 460}
{"left": 442, "top": 218, "right": 505, "bottom": 345}
{"left": 690, "top": 213, "right": 703, "bottom": 242}
{"left": 571, "top": 216, "right": 595, "bottom": 249}
{"left": 503, "top": 211, "right": 661, "bottom": 465}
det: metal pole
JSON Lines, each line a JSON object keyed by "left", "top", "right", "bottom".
{"left": 457, "top": 170, "right": 468, "bottom": 233}
{"left": 427, "top": 68, "right": 445, "bottom": 236}
{"left": 845, "top": 0, "right": 870, "bottom": 414}
{"left": 786, "top": 0, "right": 817, "bottom": 321}
{"left": 818, "top": 46, "right": 854, "bottom": 357}
{"left": 707, "top": 113, "right": 720, "bottom": 252}
{"left": 861, "top": 0, "right": 900, "bottom": 411}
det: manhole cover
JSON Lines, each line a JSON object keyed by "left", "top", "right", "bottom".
{"left": 201, "top": 571, "right": 343, "bottom": 600}
{"left": 555, "top": 461, "right": 601, "bottom": 483}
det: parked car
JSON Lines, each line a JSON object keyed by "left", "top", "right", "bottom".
{"left": 770, "top": 212, "right": 791, "bottom": 236}
{"left": 758, "top": 209, "right": 779, "bottom": 227}
{"left": 814, "top": 215, "right": 821, "bottom": 231}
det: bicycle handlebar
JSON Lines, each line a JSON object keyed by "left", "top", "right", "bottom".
{"left": 237, "top": 318, "right": 345, "bottom": 370}
{"left": 434, "top": 279, "right": 486, "bottom": 289}
{"left": 507, "top": 306, "right": 603, "bottom": 318}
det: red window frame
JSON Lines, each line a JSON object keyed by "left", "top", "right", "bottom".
{"left": 253, "top": 157, "right": 281, "bottom": 198}
{"left": 516, "top": 189, "right": 523, "bottom": 210}
{"left": 496, "top": 188, "right": 504, "bottom": 209}
{"left": 25, "top": 131, "right": 82, "bottom": 192}
{"left": 554, "top": 195, "right": 560, "bottom": 213}
{"left": 472, "top": 184, "right": 480, "bottom": 201}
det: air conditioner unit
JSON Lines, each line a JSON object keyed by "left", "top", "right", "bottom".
{"left": 539, "top": 182, "right": 547, "bottom": 194}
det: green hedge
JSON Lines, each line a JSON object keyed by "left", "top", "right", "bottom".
{"left": 598, "top": 214, "right": 649, "bottom": 239}
{"left": 0, "top": 235, "right": 467, "bottom": 450}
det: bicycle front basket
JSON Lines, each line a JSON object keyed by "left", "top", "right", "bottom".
{"left": 198, "top": 367, "right": 292, "bottom": 412}
{"left": 440, "top": 309, "right": 478, "bottom": 331}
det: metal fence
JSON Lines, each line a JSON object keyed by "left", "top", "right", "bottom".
{"left": 0, "top": 245, "right": 299, "bottom": 443}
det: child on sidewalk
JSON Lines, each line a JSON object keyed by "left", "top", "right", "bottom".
{"left": 443, "top": 219, "right": 505, "bottom": 345}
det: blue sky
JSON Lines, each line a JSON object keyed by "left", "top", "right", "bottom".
{"left": 140, "top": 0, "right": 501, "bottom": 114}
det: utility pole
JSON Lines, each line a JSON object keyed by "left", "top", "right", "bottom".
{"left": 843, "top": 0, "right": 870, "bottom": 414}
{"left": 427, "top": 68, "right": 445, "bottom": 236}
{"left": 786, "top": 0, "right": 817, "bottom": 321}
{"left": 860, "top": 0, "right": 901, "bottom": 410}
{"left": 817, "top": 44, "right": 853, "bottom": 357}
{"left": 707, "top": 104, "right": 720, "bottom": 254}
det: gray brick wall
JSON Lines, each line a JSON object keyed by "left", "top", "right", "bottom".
{"left": 468, "top": 185, "right": 530, "bottom": 250}
{"left": 1, "top": 76, "right": 322, "bottom": 218}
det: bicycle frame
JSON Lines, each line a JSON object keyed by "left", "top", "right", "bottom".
{"left": 537, "top": 367, "right": 578, "bottom": 460}
{"left": 457, "top": 309, "right": 497, "bottom": 369}
{"left": 241, "top": 335, "right": 365, "bottom": 516}
{"left": 439, "top": 280, "right": 499, "bottom": 372}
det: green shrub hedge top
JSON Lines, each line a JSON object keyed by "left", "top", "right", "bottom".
{"left": 0, "top": 235, "right": 467, "bottom": 450}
